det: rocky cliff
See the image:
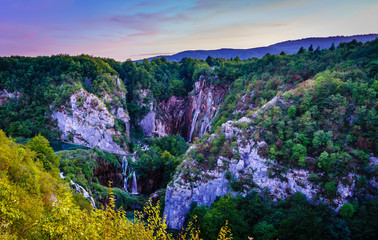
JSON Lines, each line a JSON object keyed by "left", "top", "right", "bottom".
{"left": 163, "top": 95, "right": 360, "bottom": 229}
{"left": 52, "top": 89, "right": 127, "bottom": 155}
{"left": 138, "top": 78, "right": 228, "bottom": 140}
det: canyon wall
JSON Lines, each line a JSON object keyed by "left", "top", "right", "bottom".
{"left": 139, "top": 78, "right": 228, "bottom": 141}
{"left": 163, "top": 96, "right": 361, "bottom": 229}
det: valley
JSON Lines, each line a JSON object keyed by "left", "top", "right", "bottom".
{"left": 0, "top": 37, "right": 377, "bottom": 239}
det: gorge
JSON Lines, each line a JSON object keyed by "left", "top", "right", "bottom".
{"left": 0, "top": 37, "right": 377, "bottom": 239}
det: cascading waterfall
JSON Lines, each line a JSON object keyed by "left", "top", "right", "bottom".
{"left": 70, "top": 180, "right": 96, "bottom": 208}
{"left": 122, "top": 156, "right": 128, "bottom": 193}
{"left": 122, "top": 155, "right": 138, "bottom": 194}
{"left": 60, "top": 172, "right": 96, "bottom": 208}
{"left": 131, "top": 171, "right": 138, "bottom": 194}
{"left": 199, "top": 88, "right": 213, "bottom": 138}
{"left": 130, "top": 154, "right": 138, "bottom": 194}
{"left": 189, "top": 82, "right": 203, "bottom": 142}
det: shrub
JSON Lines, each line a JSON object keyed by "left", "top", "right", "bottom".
{"left": 339, "top": 203, "right": 355, "bottom": 217}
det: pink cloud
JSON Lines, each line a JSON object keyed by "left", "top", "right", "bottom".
{"left": 110, "top": 9, "right": 188, "bottom": 37}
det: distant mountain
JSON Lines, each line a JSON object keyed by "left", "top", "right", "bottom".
{"left": 143, "top": 34, "right": 378, "bottom": 61}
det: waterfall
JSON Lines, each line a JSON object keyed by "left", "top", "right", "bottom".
{"left": 123, "top": 155, "right": 138, "bottom": 194}
{"left": 131, "top": 171, "right": 138, "bottom": 194}
{"left": 122, "top": 156, "right": 128, "bottom": 193}
{"left": 60, "top": 172, "right": 96, "bottom": 208}
{"left": 189, "top": 83, "right": 203, "bottom": 142}
{"left": 199, "top": 88, "right": 213, "bottom": 138}
{"left": 70, "top": 180, "right": 96, "bottom": 208}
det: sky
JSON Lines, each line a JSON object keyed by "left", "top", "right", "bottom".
{"left": 0, "top": 0, "right": 377, "bottom": 61}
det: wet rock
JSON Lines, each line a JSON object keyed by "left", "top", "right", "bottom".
{"left": 137, "top": 79, "right": 228, "bottom": 140}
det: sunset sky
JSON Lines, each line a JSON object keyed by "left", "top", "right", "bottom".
{"left": 0, "top": 0, "right": 377, "bottom": 61}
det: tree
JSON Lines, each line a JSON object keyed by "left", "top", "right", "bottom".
{"left": 325, "top": 181, "right": 337, "bottom": 198}
{"left": 288, "top": 105, "right": 296, "bottom": 119}
{"left": 252, "top": 221, "right": 277, "bottom": 240}
{"left": 297, "top": 47, "right": 305, "bottom": 54}
{"left": 339, "top": 203, "right": 355, "bottom": 218}
{"left": 291, "top": 144, "right": 307, "bottom": 166}
{"left": 26, "top": 134, "right": 60, "bottom": 176}
{"left": 318, "top": 151, "right": 329, "bottom": 170}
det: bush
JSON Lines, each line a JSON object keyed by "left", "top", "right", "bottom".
{"left": 339, "top": 203, "right": 355, "bottom": 217}
{"left": 325, "top": 181, "right": 337, "bottom": 198}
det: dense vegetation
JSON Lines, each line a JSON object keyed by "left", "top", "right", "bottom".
{"left": 57, "top": 135, "right": 188, "bottom": 210}
{"left": 169, "top": 39, "right": 377, "bottom": 239}
{"left": 187, "top": 39, "right": 377, "bottom": 200}
{"left": 58, "top": 148, "right": 145, "bottom": 210}
{"left": 0, "top": 54, "right": 212, "bottom": 141}
{"left": 0, "top": 38, "right": 377, "bottom": 239}
{"left": 187, "top": 192, "right": 377, "bottom": 240}
{"left": 1, "top": 40, "right": 376, "bottom": 144}
{"left": 133, "top": 135, "right": 189, "bottom": 192}
{"left": 0, "top": 55, "right": 128, "bottom": 140}
{"left": 0, "top": 131, "right": 233, "bottom": 239}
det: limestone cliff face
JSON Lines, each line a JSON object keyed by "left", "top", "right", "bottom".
{"left": 153, "top": 95, "right": 187, "bottom": 137}
{"left": 111, "top": 106, "right": 130, "bottom": 136}
{"left": 138, "top": 78, "right": 228, "bottom": 140}
{"left": 51, "top": 89, "right": 127, "bottom": 155}
{"left": 186, "top": 79, "right": 228, "bottom": 141}
{"left": 163, "top": 96, "right": 357, "bottom": 230}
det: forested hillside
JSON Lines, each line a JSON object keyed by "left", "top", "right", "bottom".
{"left": 147, "top": 34, "right": 378, "bottom": 61}
{"left": 0, "top": 130, "right": 232, "bottom": 239}
{"left": 0, "top": 38, "right": 377, "bottom": 239}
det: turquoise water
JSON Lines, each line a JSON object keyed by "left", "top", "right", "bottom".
{"left": 50, "top": 141, "right": 90, "bottom": 152}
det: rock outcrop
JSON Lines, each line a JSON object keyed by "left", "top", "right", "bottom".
{"left": 111, "top": 106, "right": 130, "bottom": 135}
{"left": 163, "top": 96, "right": 358, "bottom": 229}
{"left": 52, "top": 89, "right": 126, "bottom": 155}
{"left": 138, "top": 78, "right": 228, "bottom": 140}
{"left": 0, "top": 89, "right": 19, "bottom": 105}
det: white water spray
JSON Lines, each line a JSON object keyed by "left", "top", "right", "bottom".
{"left": 60, "top": 172, "right": 96, "bottom": 208}
{"left": 131, "top": 171, "right": 138, "bottom": 194}
{"left": 122, "top": 155, "right": 138, "bottom": 194}
{"left": 122, "top": 156, "right": 128, "bottom": 192}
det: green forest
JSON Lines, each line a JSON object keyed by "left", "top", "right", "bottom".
{"left": 0, "top": 39, "right": 377, "bottom": 239}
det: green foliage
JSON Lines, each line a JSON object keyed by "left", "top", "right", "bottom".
{"left": 58, "top": 148, "right": 131, "bottom": 209}
{"left": 0, "top": 130, "right": 231, "bottom": 239}
{"left": 325, "top": 181, "right": 337, "bottom": 198}
{"left": 339, "top": 203, "right": 355, "bottom": 218}
{"left": 291, "top": 144, "right": 307, "bottom": 166}
{"left": 0, "top": 55, "right": 126, "bottom": 140}
{"left": 308, "top": 173, "right": 320, "bottom": 183}
{"left": 188, "top": 194, "right": 249, "bottom": 240}
{"left": 252, "top": 221, "right": 277, "bottom": 240}
{"left": 1, "top": 39, "right": 378, "bottom": 239}
{"left": 318, "top": 151, "right": 329, "bottom": 169}
{"left": 133, "top": 135, "right": 188, "bottom": 192}
{"left": 347, "top": 196, "right": 378, "bottom": 239}
{"left": 187, "top": 191, "right": 368, "bottom": 240}
{"left": 202, "top": 40, "right": 378, "bottom": 195}
{"left": 288, "top": 105, "right": 296, "bottom": 119}
{"left": 121, "top": 57, "right": 207, "bottom": 102}
{"left": 26, "top": 134, "right": 60, "bottom": 177}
